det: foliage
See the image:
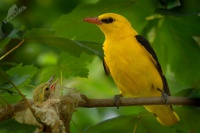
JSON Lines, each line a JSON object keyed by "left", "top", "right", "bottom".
{"left": 0, "top": 0, "right": 200, "bottom": 132}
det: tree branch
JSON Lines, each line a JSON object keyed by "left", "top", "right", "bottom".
{"left": 79, "top": 96, "right": 200, "bottom": 107}
{"left": 1, "top": 96, "right": 200, "bottom": 122}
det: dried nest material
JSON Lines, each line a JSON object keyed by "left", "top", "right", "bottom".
{"left": 14, "top": 88, "right": 84, "bottom": 133}
{"left": 34, "top": 99, "right": 65, "bottom": 133}
{"left": 60, "top": 88, "right": 84, "bottom": 116}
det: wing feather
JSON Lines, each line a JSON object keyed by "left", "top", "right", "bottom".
{"left": 135, "top": 35, "right": 170, "bottom": 96}
{"left": 103, "top": 58, "right": 111, "bottom": 75}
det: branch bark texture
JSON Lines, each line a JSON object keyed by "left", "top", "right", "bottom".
{"left": 79, "top": 96, "right": 200, "bottom": 107}
{"left": 0, "top": 96, "right": 200, "bottom": 122}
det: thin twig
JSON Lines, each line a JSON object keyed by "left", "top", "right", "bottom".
{"left": 0, "top": 70, "right": 37, "bottom": 119}
{"left": 0, "top": 39, "right": 24, "bottom": 60}
{"left": 0, "top": 94, "right": 12, "bottom": 108}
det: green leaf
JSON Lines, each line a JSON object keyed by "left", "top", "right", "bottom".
{"left": 175, "top": 86, "right": 200, "bottom": 98}
{"left": 159, "top": 0, "right": 181, "bottom": 9}
{"left": 6, "top": 64, "right": 38, "bottom": 78}
{"left": 136, "top": 113, "right": 177, "bottom": 133}
{"left": 180, "top": 0, "right": 200, "bottom": 13}
{"left": 0, "top": 88, "right": 18, "bottom": 95}
{"left": 174, "top": 107, "right": 200, "bottom": 132}
{"left": 85, "top": 112, "right": 177, "bottom": 133}
{"left": 150, "top": 16, "right": 200, "bottom": 87}
{"left": 41, "top": 53, "right": 92, "bottom": 82}
{"left": 0, "top": 38, "right": 11, "bottom": 56}
{"left": 157, "top": 0, "right": 200, "bottom": 16}
{"left": 59, "top": 53, "right": 90, "bottom": 77}
{"left": 23, "top": 28, "right": 55, "bottom": 39}
{"left": 74, "top": 41, "right": 103, "bottom": 60}
{"left": 85, "top": 115, "right": 136, "bottom": 133}
{"left": 0, "top": 38, "right": 11, "bottom": 49}
{"left": 1, "top": 22, "right": 14, "bottom": 37}
{"left": 0, "top": 74, "right": 29, "bottom": 94}
{"left": 5, "top": 64, "right": 38, "bottom": 86}
{"left": 85, "top": 107, "right": 200, "bottom": 133}
{"left": 23, "top": 28, "right": 103, "bottom": 58}
{"left": 175, "top": 88, "right": 195, "bottom": 97}
{"left": 144, "top": 12, "right": 200, "bottom": 87}
{"left": 0, "top": 119, "right": 36, "bottom": 133}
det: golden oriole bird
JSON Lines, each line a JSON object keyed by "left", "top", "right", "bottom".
{"left": 33, "top": 75, "right": 59, "bottom": 106}
{"left": 83, "top": 13, "right": 179, "bottom": 126}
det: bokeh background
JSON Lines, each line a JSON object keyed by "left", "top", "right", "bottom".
{"left": 0, "top": 0, "right": 200, "bottom": 132}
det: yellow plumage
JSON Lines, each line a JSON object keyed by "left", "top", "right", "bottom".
{"left": 33, "top": 83, "right": 51, "bottom": 106}
{"left": 83, "top": 13, "right": 179, "bottom": 126}
{"left": 33, "top": 75, "right": 58, "bottom": 106}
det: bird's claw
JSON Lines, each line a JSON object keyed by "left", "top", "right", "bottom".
{"left": 157, "top": 88, "right": 169, "bottom": 106}
{"left": 114, "top": 94, "right": 123, "bottom": 109}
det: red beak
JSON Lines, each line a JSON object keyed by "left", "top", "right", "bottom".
{"left": 50, "top": 78, "right": 59, "bottom": 91}
{"left": 83, "top": 17, "right": 102, "bottom": 25}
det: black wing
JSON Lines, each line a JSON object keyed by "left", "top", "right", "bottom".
{"left": 135, "top": 35, "right": 170, "bottom": 96}
{"left": 103, "top": 59, "right": 111, "bottom": 75}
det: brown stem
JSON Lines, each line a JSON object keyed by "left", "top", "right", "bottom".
{"left": 78, "top": 96, "right": 200, "bottom": 108}
{"left": 0, "top": 39, "right": 24, "bottom": 60}
{"left": 0, "top": 96, "right": 200, "bottom": 122}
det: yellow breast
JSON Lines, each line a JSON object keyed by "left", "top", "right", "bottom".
{"left": 103, "top": 36, "right": 163, "bottom": 97}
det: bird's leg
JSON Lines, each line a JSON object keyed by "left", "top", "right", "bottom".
{"left": 157, "top": 88, "right": 168, "bottom": 106}
{"left": 114, "top": 94, "right": 123, "bottom": 109}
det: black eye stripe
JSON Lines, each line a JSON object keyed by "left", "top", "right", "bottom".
{"left": 101, "top": 17, "right": 115, "bottom": 24}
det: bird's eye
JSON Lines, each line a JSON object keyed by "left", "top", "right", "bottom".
{"left": 107, "top": 18, "right": 114, "bottom": 23}
{"left": 45, "top": 87, "right": 49, "bottom": 91}
{"left": 101, "top": 17, "right": 115, "bottom": 24}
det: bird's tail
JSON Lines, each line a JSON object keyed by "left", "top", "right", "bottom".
{"left": 144, "top": 105, "right": 179, "bottom": 126}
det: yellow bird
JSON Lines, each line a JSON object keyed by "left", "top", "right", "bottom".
{"left": 33, "top": 75, "right": 59, "bottom": 106}
{"left": 83, "top": 13, "right": 179, "bottom": 126}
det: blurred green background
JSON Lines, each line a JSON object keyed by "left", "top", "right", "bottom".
{"left": 0, "top": 0, "right": 200, "bottom": 132}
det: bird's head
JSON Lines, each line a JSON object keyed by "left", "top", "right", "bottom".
{"left": 83, "top": 13, "right": 137, "bottom": 38}
{"left": 33, "top": 75, "right": 59, "bottom": 106}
